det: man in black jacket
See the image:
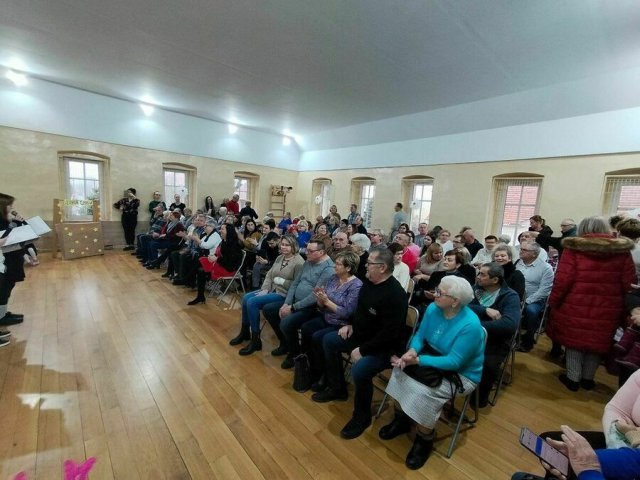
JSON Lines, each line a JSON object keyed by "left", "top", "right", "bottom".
{"left": 468, "top": 262, "right": 521, "bottom": 407}
{"left": 312, "top": 247, "right": 408, "bottom": 440}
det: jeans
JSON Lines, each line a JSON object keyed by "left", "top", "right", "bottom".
{"left": 241, "top": 291, "right": 285, "bottom": 332}
{"left": 521, "top": 300, "right": 546, "bottom": 348}
{"left": 322, "top": 331, "right": 389, "bottom": 421}
{"left": 300, "top": 316, "right": 340, "bottom": 380}
{"left": 279, "top": 308, "right": 318, "bottom": 357}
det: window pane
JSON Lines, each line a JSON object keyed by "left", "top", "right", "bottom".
{"left": 175, "top": 172, "right": 186, "bottom": 187}
{"left": 85, "top": 162, "right": 99, "bottom": 180}
{"left": 618, "top": 185, "right": 640, "bottom": 212}
{"left": 164, "top": 171, "right": 174, "bottom": 186}
{"left": 70, "top": 179, "right": 86, "bottom": 199}
{"left": 68, "top": 161, "right": 84, "bottom": 179}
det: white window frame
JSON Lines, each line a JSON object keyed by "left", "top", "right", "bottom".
{"left": 312, "top": 179, "right": 332, "bottom": 218}
{"left": 234, "top": 176, "right": 251, "bottom": 209}
{"left": 491, "top": 177, "right": 543, "bottom": 243}
{"left": 61, "top": 154, "right": 107, "bottom": 221}
{"left": 164, "top": 168, "right": 191, "bottom": 209}
{"left": 351, "top": 179, "right": 376, "bottom": 229}
{"left": 403, "top": 179, "right": 433, "bottom": 231}
{"left": 603, "top": 175, "right": 640, "bottom": 215}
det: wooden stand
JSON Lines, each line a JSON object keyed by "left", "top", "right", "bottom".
{"left": 52, "top": 199, "right": 103, "bottom": 259}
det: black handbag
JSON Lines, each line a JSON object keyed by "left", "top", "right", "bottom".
{"left": 403, "top": 339, "right": 463, "bottom": 393}
{"left": 293, "top": 354, "right": 312, "bottom": 392}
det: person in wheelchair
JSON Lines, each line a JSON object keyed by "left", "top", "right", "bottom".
{"left": 468, "top": 262, "right": 521, "bottom": 407}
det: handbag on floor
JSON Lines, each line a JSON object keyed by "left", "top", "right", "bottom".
{"left": 293, "top": 353, "right": 312, "bottom": 392}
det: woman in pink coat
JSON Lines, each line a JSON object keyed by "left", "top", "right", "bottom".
{"left": 548, "top": 215, "right": 635, "bottom": 392}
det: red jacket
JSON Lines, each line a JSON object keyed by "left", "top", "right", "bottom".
{"left": 547, "top": 234, "right": 636, "bottom": 354}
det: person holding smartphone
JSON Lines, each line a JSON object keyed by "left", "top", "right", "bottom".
{"left": 513, "top": 425, "right": 640, "bottom": 479}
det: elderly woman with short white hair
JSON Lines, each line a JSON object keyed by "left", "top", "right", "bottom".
{"left": 381, "top": 276, "right": 485, "bottom": 470}
{"left": 349, "top": 233, "right": 371, "bottom": 280}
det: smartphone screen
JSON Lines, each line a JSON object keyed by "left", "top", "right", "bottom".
{"left": 519, "top": 427, "right": 569, "bottom": 477}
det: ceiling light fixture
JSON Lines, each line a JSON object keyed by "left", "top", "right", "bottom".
{"left": 228, "top": 124, "right": 238, "bottom": 134}
{"left": 6, "top": 70, "right": 28, "bottom": 87}
{"left": 282, "top": 136, "right": 292, "bottom": 146}
{"left": 140, "top": 103, "right": 154, "bottom": 116}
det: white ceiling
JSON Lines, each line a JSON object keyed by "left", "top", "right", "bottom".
{"left": 2, "top": 0, "right": 640, "bottom": 149}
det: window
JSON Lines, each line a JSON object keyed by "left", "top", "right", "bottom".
{"left": 492, "top": 176, "right": 543, "bottom": 242}
{"left": 603, "top": 174, "right": 640, "bottom": 215}
{"left": 312, "top": 178, "right": 332, "bottom": 218}
{"left": 233, "top": 171, "right": 259, "bottom": 209}
{"left": 351, "top": 178, "right": 375, "bottom": 228}
{"left": 164, "top": 168, "right": 190, "bottom": 208}
{"left": 403, "top": 177, "right": 433, "bottom": 231}
{"left": 62, "top": 154, "right": 107, "bottom": 221}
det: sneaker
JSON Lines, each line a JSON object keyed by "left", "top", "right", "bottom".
{"left": 340, "top": 416, "right": 371, "bottom": 440}
{"left": 0, "top": 338, "right": 10, "bottom": 348}
{"left": 0, "top": 330, "right": 11, "bottom": 339}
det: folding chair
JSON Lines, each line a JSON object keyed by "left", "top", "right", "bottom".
{"left": 489, "top": 316, "right": 521, "bottom": 406}
{"left": 406, "top": 277, "right": 415, "bottom": 303}
{"left": 534, "top": 297, "right": 551, "bottom": 342}
{"left": 438, "top": 326, "right": 488, "bottom": 458}
{"left": 207, "top": 250, "right": 247, "bottom": 309}
{"left": 373, "top": 305, "right": 421, "bottom": 418}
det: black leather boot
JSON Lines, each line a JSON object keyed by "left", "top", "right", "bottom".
{"left": 406, "top": 432, "right": 434, "bottom": 470}
{"left": 229, "top": 325, "right": 250, "bottom": 345}
{"left": 239, "top": 332, "right": 262, "bottom": 356}
{"left": 379, "top": 410, "right": 412, "bottom": 440}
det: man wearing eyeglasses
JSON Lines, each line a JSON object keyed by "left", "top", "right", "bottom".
{"left": 536, "top": 218, "right": 577, "bottom": 258}
{"left": 312, "top": 247, "right": 408, "bottom": 440}
{"left": 263, "top": 239, "right": 335, "bottom": 368}
{"left": 516, "top": 242, "right": 554, "bottom": 352}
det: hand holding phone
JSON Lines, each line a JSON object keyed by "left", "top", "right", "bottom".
{"left": 519, "top": 427, "right": 570, "bottom": 477}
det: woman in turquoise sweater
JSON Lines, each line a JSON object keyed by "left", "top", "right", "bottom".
{"left": 382, "top": 275, "right": 485, "bottom": 470}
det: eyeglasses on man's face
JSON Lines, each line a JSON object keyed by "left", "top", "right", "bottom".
{"left": 365, "top": 261, "right": 384, "bottom": 267}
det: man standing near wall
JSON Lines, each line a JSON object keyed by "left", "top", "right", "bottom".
{"left": 347, "top": 204, "right": 359, "bottom": 225}
{"left": 390, "top": 203, "right": 409, "bottom": 240}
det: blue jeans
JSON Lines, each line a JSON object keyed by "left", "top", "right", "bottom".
{"left": 521, "top": 300, "right": 546, "bottom": 348}
{"left": 241, "top": 291, "right": 285, "bottom": 332}
{"left": 322, "top": 331, "right": 390, "bottom": 421}
{"left": 280, "top": 307, "right": 317, "bottom": 357}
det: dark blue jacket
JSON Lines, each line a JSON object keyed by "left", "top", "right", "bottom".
{"left": 469, "top": 283, "right": 521, "bottom": 345}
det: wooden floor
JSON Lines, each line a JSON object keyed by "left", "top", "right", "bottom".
{"left": 0, "top": 253, "right": 618, "bottom": 480}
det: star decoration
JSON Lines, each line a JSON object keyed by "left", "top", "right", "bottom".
{"left": 93, "top": 227, "right": 98, "bottom": 232}
{"left": 69, "top": 249, "right": 75, "bottom": 254}
{"left": 67, "top": 232, "right": 73, "bottom": 237}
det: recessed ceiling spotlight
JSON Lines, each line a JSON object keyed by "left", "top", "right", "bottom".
{"left": 228, "top": 124, "right": 238, "bottom": 134}
{"left": 282, "top": 136, "right": 292, "bottom": 146}
{"left": 6, "top": 70, "right": 28, "bottom": 87}
{"left": 140, "top": 103, "right": 154, "bottom": 116}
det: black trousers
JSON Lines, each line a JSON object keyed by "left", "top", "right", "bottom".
{"left": 121, "top": 213, "right": 138, "bottom": 246}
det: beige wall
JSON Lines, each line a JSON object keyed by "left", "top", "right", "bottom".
{"left": 2, "top": 125, "right": 639, "bottom": 247}
{"left": 0, "top": 126, "right": 299, "bottom": 247}
{"left": 294, "top": 153, "right": 640, "bottom": 238}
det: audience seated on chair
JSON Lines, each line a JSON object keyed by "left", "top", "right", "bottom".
{"left": 143, "top": 210, "right": 185, "bottom": 268}
{"left": 388, "top": 242, "right": 410, "bottom": 291}
{"left": 472, "top": 235, "right": 498, "bottom": 268}
{"left": 348, "top": 233, "right": 371, "bottom": 281}
{"left": 515, "top": 241, "right": 554, "bottom": 352}
{"left": 413, "top": 243, "right": 444, "bottom": 282}
{"left": 262, "top": 239, "right": 334, "bottom": 367}
{"left": 230, "top": 234, "right": 305, "bottom": 356}
{"left": 167, "top": 213, "right": 206, "bottom": 286}
{"left": 412, "top": 250, "right": 475, "bottom": 308}
{"left": 468, "top": 262, "right": 521, "bottom": 407}
{"left": 134, "top": 204, "right": 166, "bottom": 258}
{"left": 382, "top": 276, "right": 484, "bottom": 470}
{"left": 295, "top": 251, "right": 363, "bottom": 391}
{"left": 491, "top": 244, "right": 526, "bottom": 301}
{"left": 188, "top": 224, "right": 243, "bottom": 305}
{"left": 311, "top": 247, "right": 408, "bottom": 442}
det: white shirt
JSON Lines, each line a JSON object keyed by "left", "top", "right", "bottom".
{"left": 515, "top": 257, "right": 554, "bottom": 304}
{"left": 393, "top": 261, "right": 411, "bottom": 291}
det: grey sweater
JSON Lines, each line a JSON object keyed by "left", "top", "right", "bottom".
{"left": 262, "top": 254, "right": 305, "bottom": 296}
{"left": 285, "top": 257, "right": 335, "bottom": 310}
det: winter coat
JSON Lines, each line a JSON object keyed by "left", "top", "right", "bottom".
{"left": 547, "top": 233, "right": 636, "bottom": 354}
